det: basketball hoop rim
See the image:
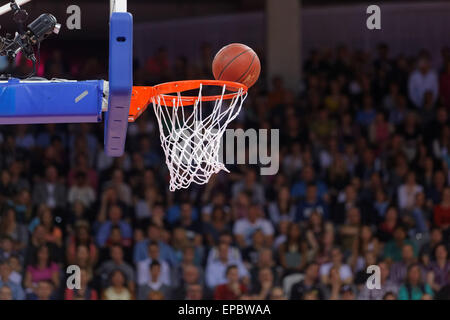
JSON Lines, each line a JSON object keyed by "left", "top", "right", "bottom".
{"left": 129, "top": 80, "right": 248, "bottom": 121}
{"left": 153, "top": 79, "right": 248, "bottom": 106}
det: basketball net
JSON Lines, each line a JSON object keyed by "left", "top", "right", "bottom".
{"left": 152, "top": 83, "right": 247, "bottom": 191}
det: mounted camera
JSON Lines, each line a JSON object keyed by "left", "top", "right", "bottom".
{"left": 0, "top": 0, "right": 60, "bottom": 78}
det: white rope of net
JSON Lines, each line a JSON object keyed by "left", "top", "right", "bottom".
{"left": 152, "top": 84, "right": 247, "bottom": 191}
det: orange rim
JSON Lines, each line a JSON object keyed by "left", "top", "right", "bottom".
{"left": 128, "top": 80, "right": 248, "bottom": 122}
{"left": 154, "top": 80, "right": 247, "bottom": 106}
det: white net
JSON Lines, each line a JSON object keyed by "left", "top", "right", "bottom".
{"left": 152, "top": 83, "right": 247, "bottom": 191}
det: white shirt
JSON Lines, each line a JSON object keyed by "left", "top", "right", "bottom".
{"left": 408, "top": 69, "right": 439, "bottom": 108}
{"left": 233, "top": 218, "right": 274, "bottom": 246}
{"left": 319, "top": 263, "right": 353, "bottom": 282}
{"left": 137, "top": 258, "right": 171, "bottom": 286}
{"left": 205, "top": 259, "right": 249, "bottom": 289}
{"left": 397, "top": 184, "right": 423, "bottom": 210}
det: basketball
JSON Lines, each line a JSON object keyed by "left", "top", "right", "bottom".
{"left": 212, "top": 43, "right": 261, "bottom": 88}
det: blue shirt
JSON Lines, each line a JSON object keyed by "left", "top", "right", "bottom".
{"left": 0, "top": 280, "right": 25, "bottom": 300}
{"left": 133, "top": 240, "right": 177, "bottom": 267}
{"left": 295, "top": 200, "right": 329, "bottom": 221}
{"left": 96, "top": 221, "right": 133, "bottom": 247}
{"left": 291, "top": 181, "right": 328, "bottom": 200}
{"left": 166, "top": 205, "right": 199, "bottom": 225}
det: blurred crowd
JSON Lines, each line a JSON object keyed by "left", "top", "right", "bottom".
{"left": 0, "top": 42, "right": 449, "bottom": 301}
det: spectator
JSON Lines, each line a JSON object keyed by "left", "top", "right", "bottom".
{"left": 290, "top": 262, "right": 325, "bottom": 300}
{"left": 96, "top": 205, "right": 132, "bottom": 248}
{"left": 389, "top": 244, "right": 418, "bottom": 285}
{"left": 319, "top": 247, "right": 353, "bottom": 285}
{"left": 233, "top": 204, "right": 274, "bottom": 248}
{"left": 398, "top": 264, "right": 434, "bottom": 300}
{"left": 0, "top": 260, "right": 24, "bottom": 300}
{"left": 102, "top": 269, "right": 133, "bottom": 300}
{"left": 205, "top": 242, "right": 249, "bottom": 289}
{"left": 24, "top": 245, "right": 60, "bottom": 290}
{"left": 433, "top": 187, "right": 450, "bottom": 228}
{"left": 64, "top": 268, "right": 98, "bottom": 300}
{"left": 136, "top": 241, "right": 171, "bottom": 287}
{"left": 137, "top": 260, "right": 171, "bottom": 300}
{"left": 213, "top": 265, "right": 248, "bottom": 300}
{"left": 32, "top": 166, "right": 66, "bottom": 210}
{"left": 97, "top": 245, "right": 135, "bottom": 291}
{"left": 408, "top": 55, "right": 439, "bottom": 108}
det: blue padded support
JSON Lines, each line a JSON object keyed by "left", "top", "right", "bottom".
{"left": 0, "top": 78, "right": 103, "bottom": 124}
{"left": 104, "top": 12, "right": 133, "bottom": 157}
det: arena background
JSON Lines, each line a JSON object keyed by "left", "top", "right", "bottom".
{"left": 0, "top": 0, "right": 449, "bottom": 301}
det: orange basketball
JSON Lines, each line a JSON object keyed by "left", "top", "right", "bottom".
{"left": 212, "top": 43, "right": 261, "bottom": 88}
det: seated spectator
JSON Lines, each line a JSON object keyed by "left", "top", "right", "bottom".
{"left": 290, "top": 262, "right": 325, "bottom": 300}
{"left": 171, "top": 204, "right": 203, "bottom": 242}
{"left": 136, "top": 241, "right": 171, "bottom": 287}
{"left": 38, "top": 207, "right": 63, "bottom": 247}
{"left": 27, "top": 280, "right": 54, "bottom": 300}
{"left": 408, "top": 54, "right": 438, "bottom": 109}
{"left": 66, "top": 221, "right": 98, "bottom": 266}
{"left": 0, "top": 207, "right": 28, "bottom": 251}
{"left": 383, "top": 225, "right": 417, "bottom": 262}
{"left": 397, "top": 172, "right": 424, "bottom": 211}
{"left": 389, "top": 244, "right": 418, "bottom": 285}
{"left": 250, "top": 267, "right": 275, "bottom": 299}
{"left": 231, "top": 169, "right": 266, "bottom": 206}
{"left": 102, "top": 169, "right": 132, "bottom": 206}
{"left": 319, "top": 247, "right": 353, "bottom": 285}
{"left": 97, "top": 245, "right": 135, "bottom": 291}
{"left": 172, "top": 264, "right": 204, "bottom": 300}
{"left": 338, "top": 207, "right": 362, "bottom": 253}
{"left": 233, "top": 204, "right": 274, "bottom": 248}
{"left": 268, "top": 186, "right": 296, "bottom": 224}
{"left": 0, "top": 284, "right": 13, "bottom": 300}
{"left": 407, "top": 192, "right": 431, "bottom": 235}
{"left": 427, "top": 243, "right": 450, "bottom": 292}
{"left": 295, "top": 184, "right": 329, "bottom": 222}
{"left": 291, "top": 166, "right": 328, "bottom": 201}
{"left": 214, "top": 265, "right": 248, "bottom": 300}
{"left": 205, "top": 242, "right": 249, "bottom": 289}
{"left": 95, "top": 205, "right": 132, "bottom": 248}
{"left": 242, "top": 229, "right": 266, "bottom": 266}
{"left": 0, "top": 236, "right": 21, "bottom": 262}
{"left": 24, "top": 245, "right": 60, "bottom": 291}
{"left": 102, "top": 269, "right": 133, "bottom": 300}
{"left": 137, "top": 261, "right": 171, "bottom": 300}
{"left": 433, "top": 187, "right": 450, "bottom": 228}
{"left": 32, "top": 165, "right": 66, "bottom": 210}
{"left": 0, "top": 259, "right": 24, "bottom": 300}
{"left": 203, "top": 207, "right": 231, "bottom": 247}
{"left": 64, "top": 268, "right": 98, "bottom": 300}
{"left": 186, "top": 283, "right": 204, "bottom": 300}
{"left": 278, "top": 223, "right": 308, "bottom": 274}
{"left": 133, "top": 224, "right": 177, "bottom": 266}
{"left": 398, "top": 264, "right": 434, "bottom": 300}
{"left": 377, "top": 207, "right": 399, "bottom": 242}
{"left": 67, "top": 171, "right": 96, "bottom": 208}
{"left": 333, "top": 185, "right": 361, "bottom": 224}
{"left": 355, "top": 95, "right": 376, "bottom": 126}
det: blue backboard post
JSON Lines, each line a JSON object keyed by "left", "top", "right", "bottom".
{"left": 104, "top": 11, "right": 133, "bottom": 157}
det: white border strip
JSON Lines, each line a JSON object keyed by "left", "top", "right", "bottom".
{"left": 110, "top": 0, "right": 127, "bottom": 15}
{"left": 0, "top": 0, "right": 32, "bottom": 16}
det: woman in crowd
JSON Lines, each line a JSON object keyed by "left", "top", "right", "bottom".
{"left": 398, "top": 264, "right": 434, "bottom": 300}
{"left": 24, "top": 245, "right": 60, "bottom": 290}
{"left": 102, "top": 269, "right": 133, "bottom": 300}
